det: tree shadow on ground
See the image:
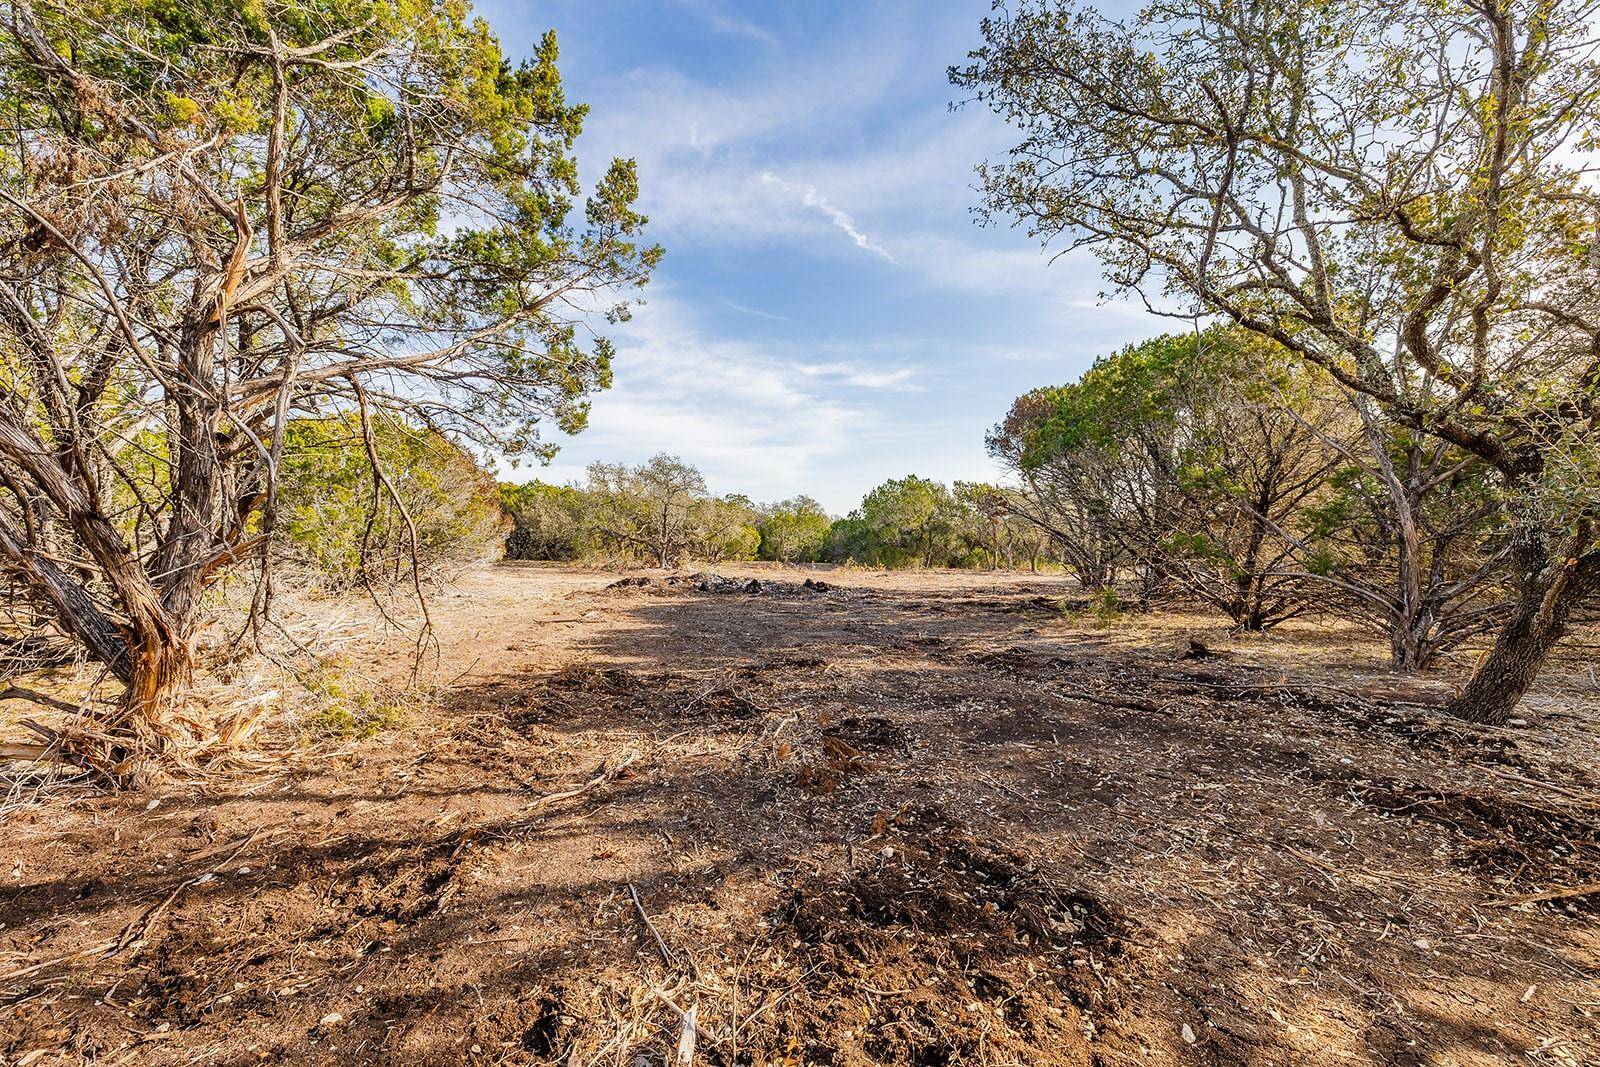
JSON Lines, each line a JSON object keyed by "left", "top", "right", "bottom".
{"left": 4, "top": 577, "right": 1595, "bottom": 1065}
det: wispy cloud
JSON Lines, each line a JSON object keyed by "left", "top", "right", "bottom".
{"left": 672, "top": 0, "right": 777, "bottom": 45}
{"left": 760, "top": 172, "right": 896, "bottom": 262}
{"left": 523, "top": 290, "right": 898, "bottom": 510}
{"left": 724, "top": 299, "right": 791, "bottom": 322}
{"left": 796, "top": 361, "right": 921, "bottom": 391}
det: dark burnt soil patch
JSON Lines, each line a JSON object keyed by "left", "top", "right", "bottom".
{"left": 1352, "top": 779, "right": 1600, "bottom": 906}
{"left": 789, "top": 713, "right": 911, "bottom": 798}
{"left": 1335, "top": 701, "right": 1529, "bottom": 768}
{"left": 895, "top": 593, "right": 1088, "bottom": 617}
{"left": 331, "top": 843, "right": 465, "bottom": 923}
{"left": 605, "top": 572, "right": 839, "bottom": 599}
{"left": 792, "top": 734, "right": 880, "bottom": 796}
{"left": 508, "top": 663, "right": 768, "bottom": 730}
{"left": 759, "top": 807, "right": 1129, "bottom": 1066}
{"left": 961, "top": 643, "right": 1532, "bottom": 768}
{"left": 824, "top": 715, "right": 910, "bottom": 755}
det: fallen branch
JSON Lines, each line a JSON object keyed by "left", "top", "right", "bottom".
{"left": 628, "top": 882, "right": 677, "bottom": 968}
{"left": 1470, "top": 764, "right": 1600, "bottom": 806}
{"left": 1494, "top": 882, "right": 1600, "bottom": 906}
{"left": 675, "top": 1003, "right": 698, "bottom": 1066}
{"left": 0, "top": 685, "right": 84, "bottom": 715}
{"left": 1057, "top": 687, "right": 1160, "bottom": 713}
{"left": 525, "top": 750, "right": 640, "bottom": 812}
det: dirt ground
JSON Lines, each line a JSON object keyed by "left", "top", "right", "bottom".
{"left": 3, "top": 562, "right": 1599, "bottom": 1066}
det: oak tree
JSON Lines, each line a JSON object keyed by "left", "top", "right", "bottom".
{"left": 958, "top": 0, "right": 1600, "bottom": 719}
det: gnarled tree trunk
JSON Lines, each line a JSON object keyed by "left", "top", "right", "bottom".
{"left": 1445, "top": 542, "right": 1598, "bottom": 724}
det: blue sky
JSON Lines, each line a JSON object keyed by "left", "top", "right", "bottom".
{"left": 480, "top": 0, "right": 1157, "bottom": 515}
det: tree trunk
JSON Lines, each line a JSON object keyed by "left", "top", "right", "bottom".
{"left": 123, "top": 633, "right": 195, "bottom": 739}
{"left": 1387, "top": 609, "right": 1439, "bottom": 672}
{"left": 1446, "top": 546, "right": 1597, "bottom": 724}
{"left": 1446, "top": 600, "right": 1566, "bottom": 724}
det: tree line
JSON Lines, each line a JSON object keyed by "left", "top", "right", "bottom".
{"left": 992, "top": 327, "right": 1514, "bottom": 669}
{"left": 500, "top": 455, "right": 1050, "bottom": 571}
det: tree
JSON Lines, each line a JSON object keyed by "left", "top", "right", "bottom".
{"left": 990, "top": 395, "right": 1123, "bottom": 588}
{"left": 820, "top": 516, "right": 879, "bottom": 565}
{"left": 957, "top": 0, "right": 1600, "bottom": 719}
{"left": 277, "top": 416, "right": 506, "bottom": 591}
{"left": 1292, "top": 416, "right": 1511, "bottom": 670}
{"left": 997, "top": 492, "right": 1053, "bottom": 573}
{"left": 585, "top": 454, "right": 707, "bottom": 567}
{"left": 694, "top": 494, "right": 761, "bottom": 564}
{"left": 996, "top": 329, "right": 1341, "bottom": 630}
{"left": 954, "top": 483, "right": 1009, "bottom": 570}
{"left": 859, "top": 476, "right": 958, "bottom": 568}
{"left": 0, "top": 0, "right": 659, "bottom": 763}
{"left": 501, "top": 481, "right": 591, "bottom": 561}
{"left": 758, "top": 496, "right": 832, "bottom": 563}
{"left": 503, "top": 467, "right": 760, "bottom": 566}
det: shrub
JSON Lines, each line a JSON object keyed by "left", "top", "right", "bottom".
{"left": 277, "top": 415, "right": 506, "bottom": 590}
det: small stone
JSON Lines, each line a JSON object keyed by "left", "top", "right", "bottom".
{"left": 319, "top": 1013, "right": 343, "bottom": 1027}
{"left": 1181, "top": 1023, "right": 1197, "bottom": 1044}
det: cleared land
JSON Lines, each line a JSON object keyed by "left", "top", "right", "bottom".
{"left": 3, "top": 563, "right": 1598, "bottom": 1066}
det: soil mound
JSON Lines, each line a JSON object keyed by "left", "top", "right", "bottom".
{"left": 760, "top": 807, "right": 1128, "bottom": 1065}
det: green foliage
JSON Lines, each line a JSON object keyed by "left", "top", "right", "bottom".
{"left": 500, "top": 456, "right": 761, "bottom": 566}
{"left": 857, "top": 475, "right": 960, "bottom": 568}
{"left": 502, "top": 481, "right": 591, "bottom": 560}
{"left": 759, "top": 497, "right": 833, "bottom": 563}
{"left": 996, "top": 327, "right": 1341, "bottom": 626}
{"left": 298, "top": 655, "right": 407, "bottom": 739}
{"left": 696, "top": 494, "right": 762, "bottom": 563}
{"left": 1089, "top": 586, "right": 1120, "bottom": 627}
{"left": 303, "top": 695, "right": 407, "bottom": 740}
{"left": 277, "top": 416, "right": 506, "bottom": 590}
{"left": 821, "top": 517, "right": 880, "bottom": 566}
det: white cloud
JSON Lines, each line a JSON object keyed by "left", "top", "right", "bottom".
{"left": 723, "top": 299, "right": 790, "bottom": 322}
{"left": 671, "top": 0, "right": 777, "bottom": 45}
{"left": 795, "top": 362, "right": 920, "bottom": 391}
{"left": 517, "top": 290, "right": 908, "bottom": 510}
{"left": 759, "top": 172, "right": 896, "bottom": 262}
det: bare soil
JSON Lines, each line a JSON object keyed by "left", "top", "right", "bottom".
{"left": 3, "top": 563, "right": 1599, "bottom": 1066}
